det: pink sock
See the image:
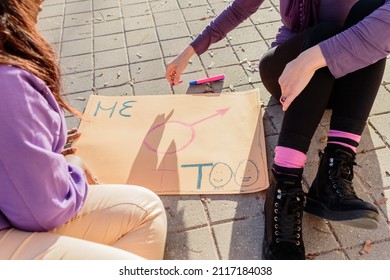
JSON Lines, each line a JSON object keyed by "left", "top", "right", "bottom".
{"left": 274, "top": 146, "right": 307, "bottom": 169}
{"left": 327, "top": 130, "right": 361, "bottom": 152}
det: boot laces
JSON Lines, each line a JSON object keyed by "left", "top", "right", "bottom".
{"left": 325, "top": 151, "right": 358, "bottom": 200}
{"left": 273, "top": 182, "right": 305, "bottom": 246}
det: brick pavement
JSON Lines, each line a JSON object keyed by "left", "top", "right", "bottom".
{"left": 39, "top": 0, "right": 390, "bottom": 259}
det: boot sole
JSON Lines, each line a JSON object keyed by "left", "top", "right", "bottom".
{"left": 304, "top": 197, "right": 380, "bottom": 230}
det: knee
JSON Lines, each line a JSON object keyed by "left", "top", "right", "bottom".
{"left": 303, "top": 22, "right": 341, "bottom": 50}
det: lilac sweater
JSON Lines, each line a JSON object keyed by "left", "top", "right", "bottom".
{"left": 191, "top": 0, "right": 390, "bottom": 78}
{"left": 0, "top": 65, "right": 88, "bottom": 232}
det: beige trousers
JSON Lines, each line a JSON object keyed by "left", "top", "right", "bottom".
{"left": 0, "top": 185, "right": 167, "bottom": 260}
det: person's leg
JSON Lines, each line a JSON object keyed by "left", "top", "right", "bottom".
{"left": 51, "top": 184, "right": 167, "bottom": 260}
{"left": 260, "top": 22, "right": 342, "bottom": 260}
{"left": 305, "top": 0, "right": 385, "bottom": 228}
{"left": 0, "top": 228, "right": 143, "bottom": 260}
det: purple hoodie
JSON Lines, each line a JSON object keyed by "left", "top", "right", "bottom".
{"left": 0, "top": 65, "right": 88, "bottom": 232}
{"left": 190, "top": 0, "right": 390, "bottom": 78}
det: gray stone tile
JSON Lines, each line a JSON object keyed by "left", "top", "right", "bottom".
{"left": 213, "top": 217, "right": 264, "bottom": 260}
{"left": 182, "top": 5, "right": 212, "bottom": 22}
{"left": 233, "top": 41, "right": 270, "bottom": 63}
{"left": 64, "top": 12, "right": 92, "bottom": 27}
{"left": 355, "top": 148, "right": 390, "bottom": 189}
{"left": 40, "top": 4, "right": 64, "bottom": 19}
{"left": 37, "top": 16, "right": 63, "bottom": 31}
{"left": 160, "top": 37, "right": 192, "bottom": 58}
{"left": 124, "top": 14, "right": 154, "bottom": 31}
{"left": 122, "top": 2, "right": 150, "bottom": 18}
{"left": 133, "top": 78, "right": 173, "bottom": 96}
{"left": 255, "top": 22, "right": 279, "bottom": 40}
{"left": 95, "top": 65, "right": 131, "bottom": 89}
{"left": 64, "top": 91, "right": 93, "bottom": 117}
{"left": 308, "top": 250, "right": 347, "bottom": 260}
{"left": 41, "top": 28, "right": 62, "bottom": 44}
{"left": 62, "top": 71, "right": 93, "bottom": 94}
{"left": 95, "top": 84, "right": 134, "bottom": 97}
{"left": 228, "top": 25, "right": 263, "bottom": 46}
{"left": 303, "top": 215, "right": 340, "bottom": 255}
{"left": 205, "top": 193, "right": 264, "bottom": 223}
{"left": 345, "top": 240, "right": 390, "bottom": 260}
{"left": 369, "top": 113, "right": 390, "bottom": 146}
{"left": 125, "top": 28, "right": 158, "bottom": 47}
{"left": 251, "top": 6, "right": 282, "bottom": 23}
{"left": 130, "top": 59, "right": 166, "bottom": 82}
{"left": 207, "top": 65, "right": 251, "bottom": 88}
{"left": 63, "top": 25, "right": 92, "bottom": 41}
{"left": 156, "top": 23, "right": 190, "bottom": 41}
{"left": 164, "top": 227, "right": 218, "bottom": 260}
{"left": 357, "top": 124, "right": 387, "bottom": 153}
{"left": 94, "top": 48, "right": 128, "bottom": 69}
{"left": 60, "top": 38, "right": 92, "bottom": 57}
{"left": 161, "top": 196, "right": 209, "bottom": 231}
{"left": 154, "top": 10, "right": 185, "bottom": 26}
{"left": 94, "top": 19, "right": 123, "bottom": 37}
{"left": 94, "top": 33, "right": 126, "bottom": 52}
{"left": 128, "top": 42, "right": 163, "bottom": 63}
{"left": 60, "top": 53, "right": 93, "bottom": 74}
{"left": 148, "top": 0, "right": 180, "bottom": 13}
{"left": 93, "top": 7, "right": 121, "bottom": 22}
{"left": 200, "top": 47, "right": 239, "bottom": 69}
{"left": 370, "top": 86, "right": 390, "bottom": 116}
{"left": 65, "top": 1, "right": 91, "bottom": 14}
{"left": 93, "top": 0, "right": 120, "bottom": 10}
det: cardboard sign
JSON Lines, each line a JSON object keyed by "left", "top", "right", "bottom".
{"left": 75, "top": 89, "right": 269, "bottom": 195}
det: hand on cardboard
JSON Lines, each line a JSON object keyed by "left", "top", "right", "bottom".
{"left": 61, "top": 128, "right": 81, "bottom": 155}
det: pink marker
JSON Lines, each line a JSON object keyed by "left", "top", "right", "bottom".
{"left": 189, "top": 74, "right": 225, "bottom": 86}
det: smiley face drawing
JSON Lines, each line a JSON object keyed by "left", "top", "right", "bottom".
{"left": 234, "top": 159, "right": 259, "bottom": 187}
{"left": 209, "top": 162, "right": 233, "bottom": 189}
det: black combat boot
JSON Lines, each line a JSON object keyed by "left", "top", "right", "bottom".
{"left": 262, "top": 167, "right": 306, "bottom": 260}
{"left": 305, "top": 145, "right": 379, "bottom": 229}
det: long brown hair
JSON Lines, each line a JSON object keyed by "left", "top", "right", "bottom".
{"left": 0, "top": 0, "right": 79, "bottom": 116}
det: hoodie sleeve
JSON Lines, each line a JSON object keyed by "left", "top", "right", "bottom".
{"left": 190, "top": 0, "right": 264, "bottom": 55}
{"left": 0, "top": 67, "right": 88, "bottom": 232}
{"left": 319, "top": 1, "right": 390, "bottom": 78}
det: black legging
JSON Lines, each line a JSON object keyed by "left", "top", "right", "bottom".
{"left": 259, "top": 0, "right": 386, "bottom": 153}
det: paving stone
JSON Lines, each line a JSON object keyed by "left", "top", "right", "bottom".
{"left": 369, "top": 85, "right": 390, "bottom": 116}
{"left": 95, "top": 84, "right": 134, "bottom": 97}
{"left": 205, "top": 193, "right": 264, "bottom": 223}
{"left": 94, "top": 48, "right": 128, "bottom": 69}
{"left": 92, "top": 0, "right": 120, "bottom": 10}
{"left": 94, "top": 33, "right": 126, "bottom": 52}
{"left": 255, "top": 21, "right": 279, "bottom": 40}
{"left": 129, "top": 59, "right": 166, "bottom": 82}
{"left": 160, "top": 37, "right": 193, "bottom": 57}
{"left": 154, "top": 10, "right": 185, "bottom": 26}
{"left": 65, "top": 1, "right": 91, "bottom": 14}
{"left": 61, "top": 38, "right": 92, "bottom": 57}
{"left": 156, "top": 23, "right": 190, "bottom": 41}
{"left": 124, "top": 14, "right": 154, "bottom": 31}
{"left": 62, "top": 71, "right": 93, "bottom": 94}
{"left": 251, "top": 6, "right": 282, "bottom": 23}
{"left": 164, "top": 227, "right": 218, "bottom": 260}
{"left": 37, "top": 16, "right": 63, "bottom": 31}
{"left": 40, "top": 4, "right": 64, "bottom": 18}
{"left": 160, "top": 196, "right": 209, "bottom": 231}
{"left": 93, "top": 7, "right": 121, "bottom": 22}
{"left": 309, "top": 250, "right": 347, "bottom": 260}
{"left": 64, "top": 12, "right": 92, "bottom": 27}
{"left": 147, "top": 0, "right": 179, "bottom": 13}
{"left": 94, "top": 19, "right": 123, "bottom": 37}
{"left": 345, "top": 240, "right": 390, "bottom": 260}
{"left": 63, "top": 25, "right": 92, "bottom": 41}
{"left": 182, "top": 5, "right": 212, "bottom": 22}
{"left": 200, "top": 47, "right": 239, "bottom": 69}
{"left": 128, "top": 42, "right": 163, "bottom": 63}
{"left": 95, "top": 65, "right": 131, "bottom": 89}
{"left": 41, "top": 28, "right": 62, "bottom": 44}
{"left": 125, "top": 28, "right": 158, "bottom": 47}
{"left": 370, "top": 113, "right": 390, "bottom": 146}
{"left": 213, "top": 217, "right": 264, "bottom": 260}
{"left": 60, "top": 53, "right": 93, "bottom": 74}
{"left": 228, "top": 25, "right": 263, "bottom": 46}
{"left": 207, "top": 64, "right": 251, "bottom": 88}
{"left": 232, "top": 41, "right": 270, "bottom": 62}
{"left": 355, "top": 148, "right": 390, "bottom": 189}
{"left": 122, "top": 2, "right": 151, "bottom": 18}
{"left": 132, "top": 78, "right": 173, "bottom": 96}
